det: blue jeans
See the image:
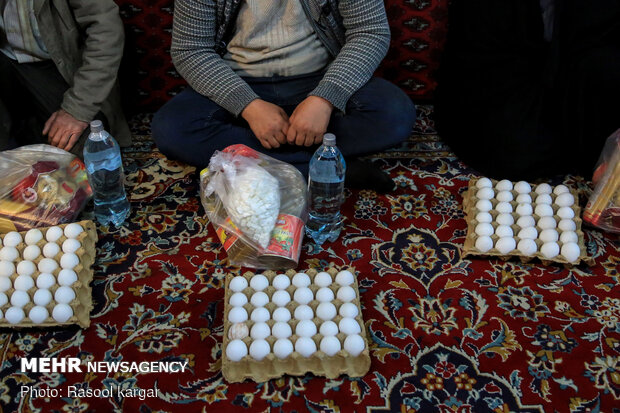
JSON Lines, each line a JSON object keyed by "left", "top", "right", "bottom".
{"left": 152, "top": 72, "right": 416, "bottom": 175}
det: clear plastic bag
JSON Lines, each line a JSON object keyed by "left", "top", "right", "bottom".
{"left": 200, "top": 144, "right": 308, "bottom": 269}
{"left": 0, "top": 144, "right": 92, "bottom": 233}
{"left": 584, "top": 129, "right": 620, "bottom": 233}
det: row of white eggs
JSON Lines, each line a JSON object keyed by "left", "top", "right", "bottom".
{"left": 0, "top": 224, "right": 84, "bottom": 249}
{"left": 475, "top": 213, "right": 577, "bottom": 231}
{"left": 0, "top": 238, "right": 81, "bottom": 263}
{"left": 476, "top": 188, "right": 574, "bottom": 206}
{"left": 475, "top": 224, "right": 578, "bottom": 243}
{"left": 476, "top": 178, "right": 571, "bottom": 196}
{"left": 0, "top": 252, "right": 81, "bottom": 277}
{"left": 229, "top": 270, "right": 355, "bottom": 293}
{"left": 229, "top": 284, "right": 357, "bottom": 309}
{"left": 2, "top": 303, "right": 74, "bottom": 324}
{"left": 229, "top": 315, "right": 362, "bottom": 341}
{"left": 475, "top": 199, "right": 575, "bottom": 218}
{"left": 0, "top": 268, "right": 77, "bottom": 291}
{"left": 227, "top": 332, "right": 365, "bottom": 361}
{"left": 475, "top": 235, "right": 580, "bottom": 261}
{"left": 1, "top": 281, "right": 77, "bottom": 305}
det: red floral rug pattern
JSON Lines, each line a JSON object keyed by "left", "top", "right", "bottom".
{"left": 0, "top": 107, "right": 618, "bottom": 413}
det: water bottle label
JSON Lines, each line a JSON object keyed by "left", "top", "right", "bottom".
{"left": 262, "top": 214, "right": 304, "bottom": 260}
{"left": 216, "top": 217, "right": 240, "bottom": 251}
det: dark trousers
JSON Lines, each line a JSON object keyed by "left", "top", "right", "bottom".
{"left": 0, "top": 52, "right": 104, "bottom": 157}
{"left": 151, "top": 72, "right": 416, "bottom": 175}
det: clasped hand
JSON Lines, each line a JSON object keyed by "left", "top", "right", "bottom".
{"left": 241, "top": 96, "right": 333, "bottom": 150}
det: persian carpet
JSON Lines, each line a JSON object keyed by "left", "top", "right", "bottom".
{"left": 0, "top": 106, "right": 618, "bottom": 413}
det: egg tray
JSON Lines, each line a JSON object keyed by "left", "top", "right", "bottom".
{"left": 462, "top": 179, "right": 594, "bottom": 266}
{"left": 222, "top": 268, "right": 371, "bottom": 383}
{"left": 0, "top": 220, "right": 96, "bottom": 328}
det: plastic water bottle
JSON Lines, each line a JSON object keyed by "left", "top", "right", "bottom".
{"left": 83, "top": 120, "right": 130, "bottom": 226}
{"left": 305, "top": 133, "right": 346, "bottom": 245}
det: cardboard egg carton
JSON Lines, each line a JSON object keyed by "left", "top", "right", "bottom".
{"left": 222, "top": 268, "right": 371, "bottom": 383}
{"left": 462, "top": 179, "right": 594, "bottom": 266}
{"left": 0, "top": 220, "right": 96, "bottom": 328}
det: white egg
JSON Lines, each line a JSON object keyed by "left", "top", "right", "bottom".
{"left": 292, "top": 272, "right": 311, "bottom": 288}
{"left": 475, "top": 236, "right": 493, "bottom": 253}
{"left": 271, "top": 274, "right": 290, "bottom": 290}
{"left": 2, "top": 232, "right": 22, "bottom": 247}
{"left": 339, "top": 302, "right": 359, "bottom": 318}
{"left": 29, "top": 305, "right": 49, "bottom": 324}
{"left": 514, "top": 181, "right": 531, "bottom": 194}
{"left": 518, "top": 227, "right": 538, "bottom": 240}
{"left": 24, "top": 229, "right": 43, "bottom": 245}
{"left": 250, "top": 307, "right": 270, "bottom": 323}
{"left": 295, "top": 337, "right": 317, "bottom": 358}
{"left": 62, "top": 238, "right": 81, "bottom": 254}
{"left": 553, "top": 185, "right": 570, "bottom": 195}
{"left": 516, "top": 193, "right": 532, "bottom": 204}
{"left": 475, "top": 199, "right": 493, "bottom": 212}
{"left": 295, "top": 319, "right": 317, "bottom": 337}
{"left": 535, "top": 183, "right": 552, "bottom": 195}
{"left": 555, "top": 192, "right": 575, "bottom": 207}
{"left": 517, "top": 216, "right": 536, "bottom": 228}
{"left": 5, "top": 307, "right": 25, "bottom": 324}
{"left": 535, "top": 194, "right": 552, "bottom": 205}
{"left": 0, "top": 292, "right": 7, "bottom": 306}
{"left": 495, "top": 225, "right": 513, "bottom": 238}
{"left": 496, "top": 213, "right": 515, "bottom": 226}
{"left": 476, "top": 187, "right": 494, "bottom": 200}
{"left": 250, "top": 322, "right": 271, "bottom": 340}
{"left": 226, "top": 339, "right": 248, "bottom": 362}
{"left": 560, "top": 231, "right": 578, "bottom": 244}
{"left": 249, "top": 339, "right": 270, "bottom": 361}
{"left": 496, "top": 179, "right": 513, "bottom": 191}
{"left": 316, "top": 287, "right": 335, "bottom": 303}
{"left": 537, "top": 216, "right": 557, "bottom": 230}
{"left": 316, "top": 302, "right": 337, "bottom": 321}
{"left": 33, "top": 289, "right": 53, "bottom": 306}
{"left": 313, "top": 271, "right": 333, "bottom": 287}
{"left": 475, "top": 223, "right": 494, "bottom": 237}
{"left": 22, "top": 245, "right": 41, "bottom": 261}
{"left": 45, "top": 226, "right": 63, "bottom": 243}
{"left": 293, "top": 287, "right": 313, "bottom": 305}
{"left": 339, "top": 317, "right": 362, "bottom": 335}
{"left": 271, "top": 290, "right": 291, "bottom": 307}
{"left": 0, "top": 277, "right": 11, "bottom": 292}
{"left": 52, "top": 303, "right": 73, "bottom": 323}
{"left": 0, "top": 260, "right": 15, "bottom": 277}
{"left": 16, "top": 260, "right": 36, "bottom": 277}
{"left": 13, "top": 275, "right": 34, "bottom": 291}
{"left": 250, "top": 291, "right": 269, "bottom": 307}
{"left": 228, "top": 307, "right": 248, "bottom": 323}
{"left": 10, "top": 290, "right": 30, "bottom": 307}
{"left": 495, "top": 202, "right": 513, "bottom": 214}
{"left": 557, "top": 207, "right": 575, "bottom": 220}
{"left": 496, "top": 191, "right": 514, "bottom": 202}
{"left": 272, "top": 322, "right": 292, "bottom": 339}
{"left": 337, "top": 286, "right": 356, "bottom": 302}
{"left": 42, "top": 242, "right": 61, "bottom": 258}
{"left": 0, "top": 246, "right": 19, "bottom": 262}
{"left": 272, "top": 307, "right": 291, "bottom": 323}
{"left": 60, "top": 253, "right": 79, "bottom": 270}
{"left": 38, "top": 258, "right": 58, "bottom": 274}
{"left": 558, "top": 219, "right": 577, "bottom": 232}
{"left": 560, "top": 242, "right": 581, "bottom": 262}
{"left": 475, "top": 212, "right": 493, "bottom": 224}
{"left": 58, "top": 270, "right": 77, "bottom": 287}
{"left": 250, "top": 274, "right": 269, "bottom": 291}
{"left": 534, "top": 204, "right": 554, "bottom": 217}
{"left": 476, "top": 177, "right": 493, "bottom": 189}
{"left": 54, "top": 286, "right": 76, "bottom": 304}
{"left": 227, "top": 322, "right": 249, "bottom": 340}
{"left": 294, "top": 305, "right": 314, "bottom": 320}
{"left": 36, "top": 273, "right": 56, "bottom": 289}
{"left": 229, "top": 292, "right": 248, "bottom": 307}
{"left": 344, "top": 334, "right": 366, "bottom": 357}
{"left": 320, "top": 336, "right": 341, "bottom": 356}
{"left": 541, "top": 242, "right": 560, "bottom": 258}
{"left": 63, "top": 223, "right": 84, "bottom": 239}
{"left": 319, "top": 321, "right": 339, "bottom": 336}
{"left": 539, "top": 229, "right": 559, "bottom": 243}
{"left": 517, "top": 239, "right": 538, "bottom": 256}
{"left": 273, "top": 338, "right": 294, "bottom": 359}
{"left": 229, "top": 276, "right": 248, "bottom": 292}
{"left": 495, "top": 237, "right": 516, "bottom": 254}
{"left": 335, "top": 270, "right": 355, "bottom": 286}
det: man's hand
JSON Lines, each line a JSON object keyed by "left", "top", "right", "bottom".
{"left": 43, "top": 109, "right": 89, "bottom": 151}
{"left": 287, "top": 96, "right": 333, "bottom": 147}
{"left": 241, "top": 99, "right": 289, "bottom": 149}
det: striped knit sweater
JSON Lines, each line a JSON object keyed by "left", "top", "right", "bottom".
{"left": 171, "top": 0, "right": 390, "bottom": 115}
